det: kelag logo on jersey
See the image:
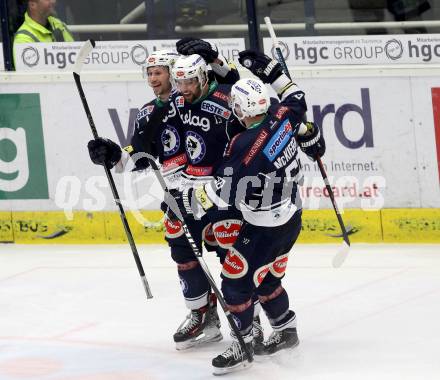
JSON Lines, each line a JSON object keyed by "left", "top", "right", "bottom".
{"left": 201, "top": 100, "right": 231, "bottom": 119}
{"left": 181, "top": 110, "right": 210, "bottom": 131}
{"left": 263, "top": 120, "right": 293, "bottom": 161}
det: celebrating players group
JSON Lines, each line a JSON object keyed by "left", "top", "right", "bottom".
{"left": 87, "top": 37, "right": 325, "bottom": 375}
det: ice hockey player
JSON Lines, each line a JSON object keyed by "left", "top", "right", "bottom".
{"left": 158, "top": 41, "right": 248, "bottom": 350}
{"left": 161, "top": 39, "right": 246, "bottom": 350}
{"left": 87, "top": 44, "right": 240, "bottom": 351}
{"left": 175, "top": 49, "right": 325, "bottom": 374}
{"left": 87, "top": 49, "right": 185, "bottom": 184}
{"left": 86, "top": 49, "right": 224, "bottom": 349}
{"left": 173, "top": 38, "right": 242, "bottom": 187}
{"left": 171, "top": 39, "right": 273, "bottom": 352}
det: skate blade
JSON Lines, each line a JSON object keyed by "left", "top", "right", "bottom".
{"left": 212, "top": 360, "right": 253, "bottom": 376}
{"left": 175, "top": 332, "right": 223, "bottom": 351}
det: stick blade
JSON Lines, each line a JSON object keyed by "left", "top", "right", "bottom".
{"left": 73, "top": 39, "right": 96, "bottom": 75}
{"left": 332, "top": 241, "right": 351, "bottom": 268}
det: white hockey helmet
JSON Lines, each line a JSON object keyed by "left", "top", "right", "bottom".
{"left": 171, "top": 54, "right": 208, "bottom": 87}
{"left": 142, "top": 50, "right": 179, "bottom": 78}
{"left": 229, "top": 78, "right": 270, "bottom": 120}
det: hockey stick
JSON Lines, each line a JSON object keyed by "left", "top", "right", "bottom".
{"left": 143, "top": 154, "right": 253, "bottom": 364}
{"left": 73, "top": 40, "right": 153, "bottom": 299}
{"left": 264, "top": 17, "right": 351, "bottom": 268}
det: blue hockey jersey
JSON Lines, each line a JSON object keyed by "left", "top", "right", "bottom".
{"left": 171, "top": 81, "right": 245, "bottom": 187}
{"left": 204, "top": 91, "right": 307, "bottom": 227}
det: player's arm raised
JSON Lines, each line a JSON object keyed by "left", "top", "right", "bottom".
{"left": 176, "top": 37, "right": 239, "bottom": 84}
{"left": 238, "top": 49, "right": 325, "bottom": 161}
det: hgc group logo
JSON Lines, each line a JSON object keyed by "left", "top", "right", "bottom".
{"left": 267, "top": 35, "right": 440, "bottom": 65}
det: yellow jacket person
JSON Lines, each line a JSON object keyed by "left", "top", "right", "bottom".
{"left": 13, "top": 0, "right": 74, "bottom": 66}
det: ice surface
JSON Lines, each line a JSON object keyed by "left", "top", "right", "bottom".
{"left": 1, "top": 244, "right": 439, "bottom": 380}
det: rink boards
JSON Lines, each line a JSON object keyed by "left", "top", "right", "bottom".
{"left": 0, "top": 208, "right": 439, "bottom": 244}
{"left": 2, "top": 43, "right": 440, "bottom": 246}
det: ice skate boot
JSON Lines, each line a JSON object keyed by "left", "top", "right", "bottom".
{"left": 174, "top": 295, "right": 222, "bottom": 350}
{"left": 212, "top": 335, "right": 253, "bottom": 375}
{"left": 258, "top": 328, "right": 299, "bottom": 356}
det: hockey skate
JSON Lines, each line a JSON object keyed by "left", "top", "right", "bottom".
{"left": 174, "top": 295, "right": 223, "bottom": 350}
{"left": 212, "top": 336, "right": 254, "bottom": 375}
{"left": 252, "top": 315, "right": 265, "bottom": 355}
{"left": 256, "top": 327, "right": 299, "bottom": 356}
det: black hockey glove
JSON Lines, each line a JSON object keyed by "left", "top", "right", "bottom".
{"left": 87, "top": 137, "right": 122, "bottom": 168}
{"left": 297, "top": 122, "right": 326, "bottom": 161}
{"left": 238, "top": 50, "right": 284, "bottom": 84}
{"left": 176, "top": 37, "right": 218, "bottom": 63}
